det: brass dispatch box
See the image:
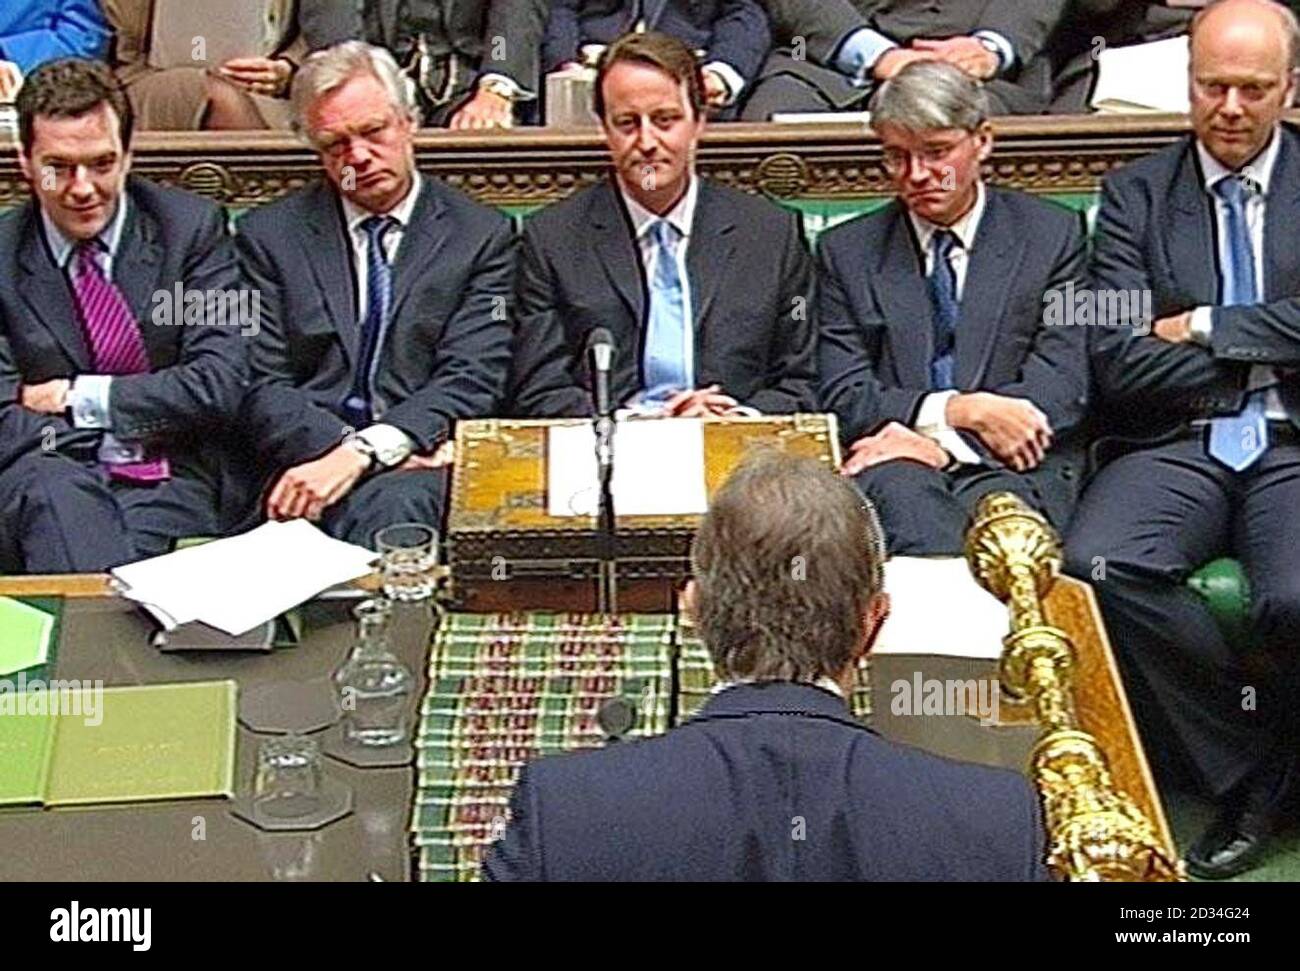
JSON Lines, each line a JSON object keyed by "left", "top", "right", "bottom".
{"left": 446, "top": 415, "right": 841, "bottom": 610}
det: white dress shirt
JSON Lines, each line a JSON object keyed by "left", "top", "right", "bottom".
{"left": 905, "top": 182, "right": 989, "bottom": 466}
{"left": 1191, "top": 133, "right": 1286, "bottom": 420}
{"left": 338, "top": 173, "right": 423, "bottom": 466}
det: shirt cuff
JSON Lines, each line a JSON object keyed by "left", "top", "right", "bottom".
{"left": 702, "top": 61, "right": 745, "bottom": 104}
{"left": 479, "top": 72, "right": 535, "bottom": 102}
{"left": 68, "top": 375, "right": 113, "bottom": 430}
{"left": 1190, "top": 306, "right": 1214, "bottom": 346}
{"left": 914, "top": 390, "right": 981, "bottom": 466}
{"left": 355, "top": 423, "right": 414, "bottom": 468}
{"left": 972, "top": 30, "right": 1016, "bottom": 75}
{"left": 833, "top": 28, "right": 898, "bottom": 83}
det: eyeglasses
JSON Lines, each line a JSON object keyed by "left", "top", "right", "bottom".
{"left": 881, "top": 133, "right": 974, "bottom": 174}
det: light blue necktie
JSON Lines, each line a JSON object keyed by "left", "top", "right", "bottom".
{"left": 1207, "top": 176, "right": 1268, "bottom": 472}
{"left": 642, "top": 219, "right": 691, "bottom": 403}
{"left": 926, "top": 229, "right": 960, "bottom": 391}
{"left": 342, "top": 215, "right": 397, "bottom": 428}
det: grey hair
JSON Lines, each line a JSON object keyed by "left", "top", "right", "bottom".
{"left": 1191, "top": 0, "right": 1300, "bottom": 72}
{"left": 869, "top": 59, "right": 990, "bottom": 132}
{"left": 690, "top": 451, "right": 888, "bottom": 684}
{"left": 289, "top": 40, "right": 421, "bottom": 137}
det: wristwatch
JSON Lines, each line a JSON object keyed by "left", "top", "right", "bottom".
{"left": 479, "top": 77, "right": 517, "bottom": 102}
{"left": 344, "top": 434, "right": 379, "bottom": 471}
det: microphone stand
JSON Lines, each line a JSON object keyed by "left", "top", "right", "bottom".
{"left": 589, "top": 335, "right": 618, "bottom": 614}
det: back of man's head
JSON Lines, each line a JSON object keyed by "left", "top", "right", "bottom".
{"left": 690, "top": 452, "right": 887, "bottom": 683}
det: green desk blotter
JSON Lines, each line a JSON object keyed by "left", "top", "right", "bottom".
{"left": 0, "top": 679, "right": 237, "bottom": 807}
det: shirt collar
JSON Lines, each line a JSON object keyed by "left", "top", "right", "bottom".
{"left": 711, "top": 675, "right": 846, "bottom": 699}
{"left": 1197, "top": 129, "right": 1280, "bottom": 196}
{"left": 619, "top": 173, "right": 699, "bottom": 243}
{"left": 341, "top": 171, "right": 423, "bottom": 237}
{"left": 907, "top": 180, "right": 987, "bottom": 257}
{"left": 42, "top": 193, "right": 130, "bottom": 270}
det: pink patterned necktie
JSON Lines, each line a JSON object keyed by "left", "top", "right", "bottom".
{"left": 71, "top": 242, "right": 170, "bottom": 482}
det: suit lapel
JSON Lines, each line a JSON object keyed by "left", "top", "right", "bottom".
{"left": 305, "top": 184, "right": 360, "bottom": 366}
{"left": 955, "top": 189, "right": 1021, "bottom": 389}
{"left": 874, "top": 202, "right": 934, "bottom": 389}
{"left": 687, "top": 181, "right": 737, "bottom": 351}
{"left": 1263, "top": 126, "right": 1300, "bottom": 302}
{"left": 1168, "top": 142, "right": 1219, "bottom": 306}
{"left": 389, "top": 179, "right": 449, "bottom": 322}
{"left": 590, "top": 180, "right": 646, "bottom": 325}
{"left": 113, "top": 194, "right": 167, "bottom": 368}
{"left": 16, "top": 204, "right": 92, "bottom": 370}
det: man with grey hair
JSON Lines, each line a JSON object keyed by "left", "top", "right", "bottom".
{"left": 1065, "top": 0, "right": 1300, "bottom": 879}
{"left": 484, "top": 451, "right": 1051, "bottom": 881}
{"left": 818, "top": 59, "right": 1088, "bottom": 556}
{"left": 235, "top": 41, "right": 515, "bottom": 545}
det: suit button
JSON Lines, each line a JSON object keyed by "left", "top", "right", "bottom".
{"left": 1062, "top": 467, "right": 1075, "bottom": 481}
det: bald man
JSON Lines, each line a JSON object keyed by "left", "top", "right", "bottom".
{"left": 1065, "top": 0, "right": 1300, "bottom": 879}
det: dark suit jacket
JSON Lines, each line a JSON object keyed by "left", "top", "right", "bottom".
{"left": 1090, "top": 124, "right": 1300, "bottom": 446}
{"left": 509, "top": 177, "right": 816, "bottom": 417}
{"left": 758, "top": 0, "right": 1067, "bottom": 112}
{"left": 483, "top": 681, "right": 1052, "bottom": 881}
{"left": 817, "top": 186, "right": 1089, "bottom": 524}
{"left": 0, "top": 177, "right": 248, "bottom": 502}
{"left": 236, "top": 177, "right": 515, "bottom": 473}
{"left": 359, "top": 0, "right": 550, "bottom": 92}
{"left": 543, "top": 0, "right": 772, "bottom": 86}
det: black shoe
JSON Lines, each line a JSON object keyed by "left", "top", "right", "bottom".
{"left": 1185, "top": 754, "right": 1296, "bottom": 880}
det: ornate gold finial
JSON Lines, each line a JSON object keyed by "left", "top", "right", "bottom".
{"left": 964, "top": 492, "right": 1184, "bottom": 882}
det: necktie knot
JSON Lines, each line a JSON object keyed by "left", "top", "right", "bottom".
{"left": 1213, "top": 175, "right": 1257, "bottom": 208}
{"left": 361, "top": 215, "right": 398, "bottom": 249}
{"left": 930, "top": 229, "right": 959, "bottom": 262}
{"left": 74, "top": 239, "right": 108, "bottom": 278}
{"left": 651, "top": 219, "right": 679, "bottom": 251}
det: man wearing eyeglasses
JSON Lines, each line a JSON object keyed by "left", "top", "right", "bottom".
{"left": 817, "top": 59, "right": 1088, "bottom": 555}
{"left": 1064, "top": 0, "right": 1300, "bottom": 880}
{"left": 235, "top": 40, "right": 515, "bottom": 546}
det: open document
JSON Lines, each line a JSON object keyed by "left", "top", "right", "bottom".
{"left": 873, "top": 557, "right": 1011, "bottom": 659}
{"left": 111, "top": 520, "right": 376, "bottom": 636}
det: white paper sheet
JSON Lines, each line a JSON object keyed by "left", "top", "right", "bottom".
{"left": 873, "top": 557, "right": 1010, "bottom": 659}
{"left": 112, "top": 520, "right": 377, "bottom": 636}
{"left": 1091, "top": 36, "right": 1190, "bottom": 114}
{"left": 547, "top": 419, "right": 709, "bottom": 517}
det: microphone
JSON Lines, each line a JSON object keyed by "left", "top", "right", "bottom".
{"left": 586, "top": 327, "right": 615, "bottom": 420}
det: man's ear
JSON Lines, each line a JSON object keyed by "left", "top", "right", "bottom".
{"left": 681, "top": 579, "right": 699, "bottom": 626}
{"left": 857, "top": 591, "right": 891, "bottom": 660}
{"left": 975, "top": 121, "right": 995, "bottom": 163}
{"left": 17, "top": 150, "right": 33, "bottom": 185}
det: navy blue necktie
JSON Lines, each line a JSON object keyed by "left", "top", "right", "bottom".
{"left": 342, "top": 215, "right": 398, "bottom": 428}
{"left": 1207, "top": 176, "right": 1268, "bottom": 472}
{"left": 926, "top": 229, "right": 960, "bottom": 390}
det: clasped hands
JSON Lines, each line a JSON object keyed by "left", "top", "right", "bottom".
{"left": 265, "top": 439, "right": 454, "bottom": 522}
{"left": 839, "top": 392, "right": 1052, "bottom": 477}
{"left": 873, "top": 36, "right": 1000, "bottom": 82}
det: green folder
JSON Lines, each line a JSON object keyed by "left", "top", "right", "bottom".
{"left": 0, "top": 597, "right": 57, "bottom": 678}
{"left": 0, "top": 680, "right": 237, "bottom": 808}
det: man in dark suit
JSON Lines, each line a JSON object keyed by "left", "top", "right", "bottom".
{"left": 543, "top": 0, "right": 771, "bottom": 116}
{"left": 0, "top": 58, "right": 248, "bottom": 573}
{"left": 510, "top": 31, "right": 815, "bottom": 419}
{"left": 237, "top": 41, "right": 514, "bottom": 547}
{"left": 743, "top": 0, "right": 1067, "bottom": 119}
{"left": 356, "top": 0, "right": 550, "bottom": 128}
{"left": 818, "top": 61, "right": 1088, "bottom": 555}
{"left": 484, "top": 451, "right": 1052, "bottom": 881}
{"left": 1063, "top": 0, "right": 1300, "bottom": 879}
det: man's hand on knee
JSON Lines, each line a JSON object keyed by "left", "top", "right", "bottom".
{"left": 840, "top": 422, "right": 949, "bottom": 476}
{"left": 266, "top": 445, "right": 370, "bottom": 522}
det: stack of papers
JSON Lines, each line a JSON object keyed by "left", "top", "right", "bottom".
{"left": 1091, "top": 36, "right": 1191, "bottom": 114}
{"left": 546, "top": 419, "right": 709, "bottom": 517}
{"left": 112, "top": 520, "right": 376, "bottom": 636}
{"left": 873, "top": 557, "right": 1010, "bottom": 659}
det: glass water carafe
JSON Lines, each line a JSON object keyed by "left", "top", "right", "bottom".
{"left": 333, "top": 598, "right": 414, "bottom": 747}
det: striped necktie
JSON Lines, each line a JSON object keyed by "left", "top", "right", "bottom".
{"left": 71, "top": 242, "right": 170, "bottom": 483}
{"left": 927, "top": 229, "right": 960, "bottom": 391}
{"left": 1206, "top": 176, "right": 1268, "bottom": 472}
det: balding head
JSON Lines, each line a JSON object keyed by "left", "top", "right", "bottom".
{"left": 1189, "top": 0, "right": 1299, "bottom": 169}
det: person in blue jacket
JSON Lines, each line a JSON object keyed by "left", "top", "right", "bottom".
{"left": 0, "top": 1, "right": 111, "bottom": 100}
